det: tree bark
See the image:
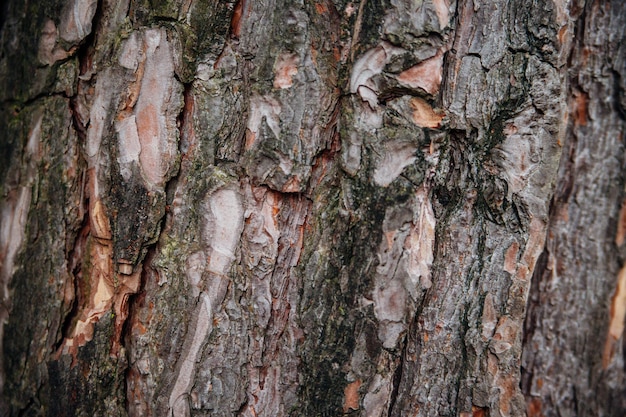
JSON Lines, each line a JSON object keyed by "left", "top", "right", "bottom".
{"left": 0, "top": 0, "right": 624, "bottom": 416}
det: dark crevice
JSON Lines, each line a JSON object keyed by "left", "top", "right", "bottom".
{"left": 69, "top": 89, "right": 89, "bottom": 141}
{"left": 5, "top": 90, "right": 73, "bottom": 114}
{"left": 64, "top": 23, "right": 97, "bottom": 142}
{"left": 234, "top": 396, "right": 250, "bottom": 417}
{"left": 387, "top": 336, "right": 407, "bottom": 417}
{"left": 378, "top": 86, "right": 431, "bottom": 104}
{"left": 165, "top": 80, "right": 193, "bottom": 207}
{"left": 0, "top": 0, "right": 8, "bottom": 34}
{"left": 16, "top": 397, "right": 35, "bottom": 417}
{"left": 119, "top": 220, "right": 164, "bottom": 416}
{"left": 572, "top": 385, "right": 579, "bottom": 416}
{"left": 553, "top": 126, "right": 577, "bottom": 204}
{"left": 567, "top": 4, "right": 587, "bottom": 69}
{"left": 176, "top": 81, "right": 194, "bottom": 158}
{"left": 117, "top": 205, "right": 166, "bottom": 411}
{"left": 611, "top": 69, "right": 626, "bottom": 121}
{"left": 519, "top": 245, "right": 549, "bottom": 395}
{"left": 55, "top": 205, "right": 90, "bottom": 351}
{"left": 209, "top": 0, "right": 242, "bottom": 70}
{"left": 55, "top": 0, "right": 102, "bottom": 345}
{"left": 151, "top": 15, "right": 181, "bottom": 24}
{"left": 454, "top": 301, "right": 473, "bottom": 415}
{"left": 120, "top": 246, "right": 152, "bottom": 350}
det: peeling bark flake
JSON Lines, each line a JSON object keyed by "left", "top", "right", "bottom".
{"left": 481, "top": 293, "right": 498, "bottom": 340}
{"left": 0, "top": 188, "right": 31, "bottom": 313}
{"left": 169, "top": 293, "right": 213, "bottom": 417}
{"left": 205, "top": 188, "right": 244, "bottom": 275}
{"left": 230, "top": 0, "right": 244, "bottom": 38}
{"left": 90, "top": 199, "right": 111, "bottom": 240}
{"left": 405, "top": 187, "right": 436, "bottom": 291}
{"left": 432, "top": 0, "right": 450, "bottom": 29}
{"left": 603, "top": 265, "right": 626, "bottom": 368}
{"left": 133, "top": 28, "right": 181, "bottom": 187}
{"left": 517, "top": 218, "right": 547, "bottom": 282}
{"left": 396, "top": 52, "right": 444, "bottom": 95}
{"left": 168, "top": 187, "right": 244, "bottom": 416}
{"left": 273, "top": 53, "right": 299, "bottom": 89}
{"left": 371, "top": 188, "right": 435, "bottom": 349}
{"left": 59, "top": 0, "right": 98, "bottom": 43}
{"left": 372, "top": 141, "right": 416, "bottom": 187}
{"left": 343, "top": 379, "right": 362, "bottom": 412}
{"left": 362, "top": 374, "right": 391, "bottom": 417}
{"left": 616, "top": 197, "right": 626, "bottom": 246}
{"left": 504, "top": 241, "right": 520, "bottom": 274}
{"left": 38, "top": 20, "right": 69, "bottom": 65}
{"left": 350, "top": 42, "right": 404, "bottom": 108}
{"left": 2, "top": 0, "right": 625, "bottom": 415}
{"left": 246, "top": 95, "right": 282, "bottom": 150}
{"left": 409, "top": 97, "right": 444, "bottom": 129}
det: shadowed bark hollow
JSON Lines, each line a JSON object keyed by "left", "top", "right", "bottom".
{"left": 0, "top": 0, "right": 625, "bottom": 416}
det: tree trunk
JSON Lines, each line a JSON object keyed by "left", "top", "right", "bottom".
{"left": 1, "top": 0, "right": 625, "bottom": 416}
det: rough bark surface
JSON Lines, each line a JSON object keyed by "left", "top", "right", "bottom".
{"left": 521, "top": 2, "right": 626, "bottom": 416}
{"left": 0, "top": 0, "right": 624, "bottom": 416}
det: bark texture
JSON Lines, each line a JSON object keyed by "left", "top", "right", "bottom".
{"left": 0, "top": 0, "right": 624, "bottom": 416}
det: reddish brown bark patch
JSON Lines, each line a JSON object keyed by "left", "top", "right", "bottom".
{"left": 504, "top": 241, "right": 519, "bottom": 274}
{"left": 409, "top": 98, "right": 444, "bottom": 128}
{"left": 527, "top": 397, "right": 545, "bottom": 417}
{"left": 343, "top": 379, "right": 362, "bottom": 412}
{"left": 603, "top": 265, "right": 626, "bottom": 368}
{"left": 396, "top": 52, "right": 443, "bottom": 95}
{"left": 574, "top": 90, "right": 588, "bottom": 126}
{"left": 472, "top": 405, "right": 487, "bottom": 417}
{"left": 230, "top": 0, "right": 244, "bottom": 38}
{"left": 314, "top": 2, "right": 328, "bottom": 14}
{"left": 273, "top": 53, "right": 299, "bottom": 89}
